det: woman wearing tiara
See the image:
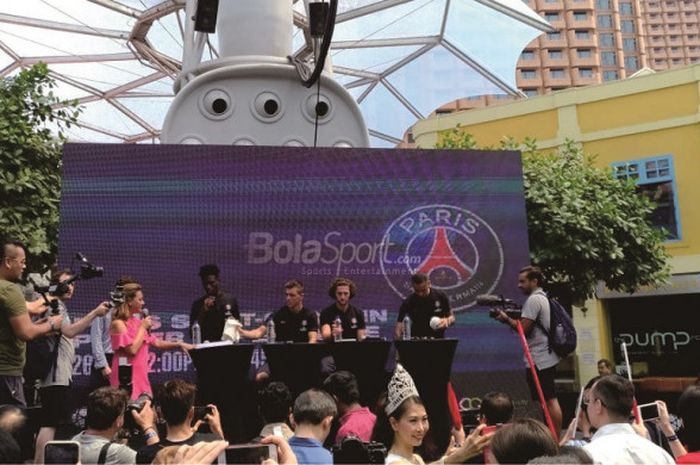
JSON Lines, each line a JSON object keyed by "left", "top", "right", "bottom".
{"left": 373, "top": 364, "right": 492, "bottom": 465}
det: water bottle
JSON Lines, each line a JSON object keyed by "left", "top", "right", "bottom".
{"left": 403, "top": 315, "right": 412, "bottom": 340}
{"left": 333, "top": 316, "right": 342, "bottom": 342}
{"left": 267, "top": 319, "right": 276, "bottom": 343}
{"left": 192, "top": 321, "right": 201, "bottom": 345}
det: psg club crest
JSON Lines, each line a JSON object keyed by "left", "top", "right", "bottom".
{"left": 380, "top": 205, "right": 504, "bottom": 312}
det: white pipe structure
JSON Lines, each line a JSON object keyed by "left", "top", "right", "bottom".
{"left": 162, "top": 0, "right": 369, "bottom": 148}
{"left": 217, "top": 0, "right": 292, "bottom": 59}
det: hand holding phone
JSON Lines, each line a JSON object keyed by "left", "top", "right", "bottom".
{"left": 217, "top": 443, "right": 277, "bottom": 464}
{"left": 44, "top": 441, "right": 80, "bottom": 465}
{"left": 194, "top": 405, "right": 214, "bottom": 423}
{"left": 638, "top": 402, "right": 660, "bottom": 421}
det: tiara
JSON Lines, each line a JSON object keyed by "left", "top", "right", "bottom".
{"left": 386, "top": 364, "right": 419, "bottom": 415}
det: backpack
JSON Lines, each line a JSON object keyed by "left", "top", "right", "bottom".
{"left": 537, "top": 294, "right": 577, "bottom": 358}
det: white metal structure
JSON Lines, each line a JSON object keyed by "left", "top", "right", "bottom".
{"left": 161, "top": 0, "right": 370, "bottom": 147}
{"left": 0, "top": 0, "right": 551, "bottom": 147}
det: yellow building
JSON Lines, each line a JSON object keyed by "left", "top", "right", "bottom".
{"left": 413, "top": 64, "right": 700, "bottom": 386}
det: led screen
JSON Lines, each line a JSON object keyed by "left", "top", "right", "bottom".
{"left": 58, "top": 143, "right": 532, "bottom": 407}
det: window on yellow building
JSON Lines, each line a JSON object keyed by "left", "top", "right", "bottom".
{"left": 612, "top": 156, "right": 680, "bottom": 240}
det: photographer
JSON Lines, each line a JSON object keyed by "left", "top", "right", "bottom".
{"left": 136, "top": 379, "right": 224, "bottom": 464}
{"left": 72, "top": 387, "right": 160, "bottom": 465}
{"left": 34, "top": 269, "right": 110, "bottom": 464}
{"left": 582, "top": 375, "right": 674, "bottom": 464}
{"left": 492, "top": 266, "right": 562, "bottom": 436}
{"left": 1, "top": 237, "right": 63, "bottom": 407}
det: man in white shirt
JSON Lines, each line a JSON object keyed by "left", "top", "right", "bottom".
{"left": 583, "top": 375, "right": 675, "bottom": 464}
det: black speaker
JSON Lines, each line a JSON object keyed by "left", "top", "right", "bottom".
{"left": 308, "top": 1, "right": 329, "bottom": 37}
{"left": 195, "top": 0, "right": 219, "bottom": 33}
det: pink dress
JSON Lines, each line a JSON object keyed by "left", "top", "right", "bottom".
{"left": 110, "top": 316, "right": 156, "bottom": 399}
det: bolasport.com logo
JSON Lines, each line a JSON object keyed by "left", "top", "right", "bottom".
{"left": 379, "top": 205, "right": 504, "bottom": 312}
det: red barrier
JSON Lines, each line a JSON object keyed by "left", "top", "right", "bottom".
{"left": 516, "top": 320, "right": 557, "bottom": 440}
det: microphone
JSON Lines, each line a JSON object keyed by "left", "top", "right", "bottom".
{"left": 476, "top": 294, "right": 506, "bottom": 306}
{"left": 141, "top": 307, "right": 152, "bottom": 335}
{"left": 476, "top": 294, "right": 522, "bottom": 309}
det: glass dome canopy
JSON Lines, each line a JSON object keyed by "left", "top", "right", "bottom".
{"left": 0, "top": 0, "right": 551, "bottom": 146}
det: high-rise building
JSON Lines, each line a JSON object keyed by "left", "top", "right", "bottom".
{"left": 400, "top": 0, "right": 700, "bottom": 145}
{"left": 642, "top": 0, "right": 700, "bottom": 70}
{"left": 516, "top": 0, "right": 649, "bottom": 93}
{"left": 479, "top": 0, "right": 700, "bottom": 94}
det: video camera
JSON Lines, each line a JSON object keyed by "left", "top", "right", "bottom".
{"left": 76, "top": 252, "right": 105, "bottom": 279}
{"left": 33, "top": 253, "right": 104, "bottom": 298}
{"left": 476, "top": 294, "right": 523, "bottom": 320}
{"left": 107, "top": 285, "right": 125, "bottom": 309}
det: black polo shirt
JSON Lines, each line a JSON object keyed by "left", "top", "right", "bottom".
{"left": 319, "top": 304, "right": 366, "bottom": 340}
{"left": 397, "top": 289, "right": 451, "bottom": 338}
{"left": 271, "top": 306, "right": 319, "bottom": 343}
{"left": 189, "top": 292, "right": 240, "bottom": 342}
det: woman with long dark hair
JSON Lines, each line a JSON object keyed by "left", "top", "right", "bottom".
{"left": 109, "top": 283, "right": 193, "bottom": 399}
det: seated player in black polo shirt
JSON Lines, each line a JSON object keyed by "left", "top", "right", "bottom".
{"left": 240, "top": 279, "right": 318, "bottom": 344}
{"left": 394, "top": 273, "right": 455, "bottom": 339}
{"left": 319, "top": 278, "right": 366, "bottom": 342}
{"left": 239, "top": 280, "right": 318, "bottom": 382}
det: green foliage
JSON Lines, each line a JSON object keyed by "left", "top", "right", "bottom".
{"left": 437, "top": 127, "right": 670, "bottom": 301}
{"left": 0, "top": 63, "right": 81, "bottom": 272}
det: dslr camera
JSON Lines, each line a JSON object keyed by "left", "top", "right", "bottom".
{"left": 107, "top": 285, "right": 125, "bottom": 309}
{"left": 332, "top": 436, "right": 386, "bottom": 464}
{"left": 123, "top": 393, "right": 152, "bottom": 438}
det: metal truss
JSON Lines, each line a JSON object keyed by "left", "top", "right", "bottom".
{"left": 0, "top": 0, "right": 551, "bottom": 144}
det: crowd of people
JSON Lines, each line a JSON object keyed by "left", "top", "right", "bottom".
{"left": 3, "top": 368, "right": 699, "bottom": 464}
{"left": 3, "top": 236, "right": 700, "bottom": 464}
